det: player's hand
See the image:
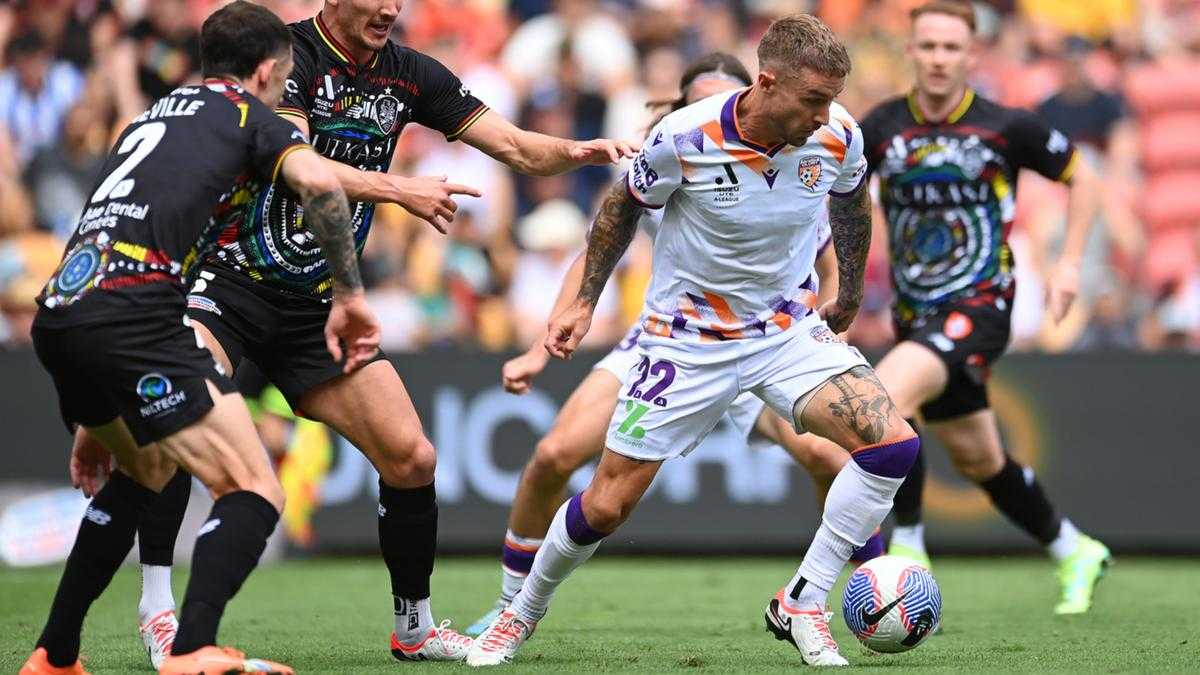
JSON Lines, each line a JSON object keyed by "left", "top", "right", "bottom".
{"left": 1045, "top": 260, "right": 1080, "bottom": 325}
{"left": 502, "top": 345, "right": 552, "bottom": 394}
{"left": 545, "top": 300, "right": 594, "bottom": 360}
{"left": 69, "top": 428, "right": 111, "bottom": 498}
{"left": 325, "top": 292, "right": 382, "bottom": 374}
{"left": 395, "top": 175, "right": 482, "bottom": 234}
{"left": 569, "top": 138, "right": 639, "bottom": 166}
{"left": 819, "top": 298, "right": 860, "bottom": 334}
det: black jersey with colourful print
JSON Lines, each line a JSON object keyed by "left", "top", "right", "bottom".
{"left": 860, "top": 89, "right": 1080, "bottom": 327}
{"left": 207, "top": 14, "right": 488, "bottom": 298}
{"left": 35, "top": 80, "right": 308, "bottom": 326}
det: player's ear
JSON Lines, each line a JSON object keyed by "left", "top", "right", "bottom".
{"left": 756, "top": 69, "right": 776, "bottom": 92}
{"left": 254, "top": 57, "right": 278, "bottom": 89}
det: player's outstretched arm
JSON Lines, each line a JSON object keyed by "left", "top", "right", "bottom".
{"left": 280, "top": 148, "right": 381, "bottom": 373}
{"left": 1046, "top": 158, "right": 1100, "bottom": 324}
{"left": 503, "top": 250, "right": 586, "bottom": 393}
{"left": 546, "top": 178, "right": 640, "bottom": 359}
{"left": 822, "top": 186, "right": 872, "bottom": 333}
{"left": 280, "top": 111, "right": 481, "bottom": 233}
{"left": 460, "top": 109, "right": 637, "bottom": 176}
{"left": 319, "top": 159, "right": 481, "bottom": 234}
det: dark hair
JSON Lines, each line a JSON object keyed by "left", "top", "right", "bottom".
{"left": 910, "top": 0, "right": 976, "bottom": 33}
{"left": 645, "top": 52, "right": 751, "bottom": 125}
{"left": 7, "top": 31, "right": 47, "bottom": 60}
{"left": 200, "top": 0, "right": 292, "bottom": 79}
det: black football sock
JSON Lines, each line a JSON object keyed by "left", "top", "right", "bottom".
{"left": 378, "top": 481, "right": 437, "bottom": 615}
{"left": 37, "top": 470, "right": 157, "bottom": 667}
{"left": 978, "top": 456, "right": 1062, "bottom": 545}
{"left": 137, "top": 469, "right": 191, "bottom": 566}
{"left": 171, "top": 491, "right": 279, "bottom": 655}
{"left": 891, "top": 419, "right": 925, "bottom": 526}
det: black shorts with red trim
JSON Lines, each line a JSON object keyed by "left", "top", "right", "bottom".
{"left": 185, "top": 264, "right": 388, "bottom": 412}
{"left": 895, "top": 292, "right": 1013, "bottom": 422}
{"left": 32, "top": 306, "right": 236, "bottom": 446}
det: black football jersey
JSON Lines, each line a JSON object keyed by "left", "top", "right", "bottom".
{"left": 860, "top": 89, "right": 1080, "bottom": 326}
{"left": 208, "top": 14, "right": 488, "bottom": 298}
{"left": 36, "top": 79, "right": 308, "bottom": 325}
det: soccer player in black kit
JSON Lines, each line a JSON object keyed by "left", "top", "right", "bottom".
{"left": 796, "top": 0, "right": 1111, "bottom": 614}
{"left": 115, "top": 0, "right": 639, "bottom": 663}
{"left": 20, "top": 3, "right": 380, "bottom": 674}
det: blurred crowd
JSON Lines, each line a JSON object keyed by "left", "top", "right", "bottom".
{"left": 1, "top": 0, "right": 1198, "bottom": 353}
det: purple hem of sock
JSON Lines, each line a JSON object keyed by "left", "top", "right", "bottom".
{"left": 501, "top": 542, "right": 537, "bottom": 575}
{"left": 852, "top": 436, "right": 920, "bottom": 478}
{"left": 565, "top": 494, "right": 607, "bottom": 546}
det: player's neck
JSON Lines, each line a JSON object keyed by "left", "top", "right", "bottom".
{"left": 735, "top": 87, "right": 785, "bottom": 149}
{"left": 318, "top": 8, "right": 376, "bottom": 65}
{"left": 913, "top": 85, "right": 969, "bottom": 123}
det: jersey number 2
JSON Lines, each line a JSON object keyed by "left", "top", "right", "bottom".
{"left": 90, "top": 122, "right": 167, "bottom": 203}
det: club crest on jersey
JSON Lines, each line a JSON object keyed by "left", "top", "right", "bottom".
{"left": 798, "top": 156, "right": 823, "bottom": 191}
{"left": 374, "top": 95, "right": 401, "bottom": 135}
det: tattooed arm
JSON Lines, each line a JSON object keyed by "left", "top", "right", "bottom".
{"left": 545, "top": 177, "right": 643, "bottom": 359}
{"left": 280, "top": 148, "right": 380, "bottom": 372}
{"left": 822, "top": 185, "right": 873, "bottom": 333}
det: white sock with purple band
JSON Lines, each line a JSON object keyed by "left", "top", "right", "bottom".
{"left": 785, "top": 436, "right": 920, "bottom": 610}
{"left": 501, "top": 530, "right": 543, "bottom": 603}
{"left": 510, "top": 495, "right": 607, "bottom": 624}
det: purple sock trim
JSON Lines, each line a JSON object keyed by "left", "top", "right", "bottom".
{"left": 849, "top": 531, "right": 885, "bottom": 563}
{"left": 565, "top": 494, "right": 607, "bottom": 546}
{"left": 501, "top": 540, "right": 537, "bottom": 575}
{"left": 852, "top": 435, "right": 920, "bottom": 479}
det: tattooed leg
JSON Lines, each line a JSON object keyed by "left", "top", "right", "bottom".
{"left": 800, "top": 366, "right": 912, "bottom": 449}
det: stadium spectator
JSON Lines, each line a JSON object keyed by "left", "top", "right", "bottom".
{"left": 0, "top": 30, "right": 84, "bottom": 167}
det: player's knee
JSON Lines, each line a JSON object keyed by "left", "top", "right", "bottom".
{"left": 851, "top": 432, "right": 920, "bottom": 479}
{"left": 581, "top": 492, "right": 635, "bottom": 532}
{"left": 377, "top": 436, "right": 437, "bottom": 486}
{"left": 532, "top": 434, "right": 585, "bottom": 482}
{"left": 953, "top": 451, "right": 1004, "bottom": 482}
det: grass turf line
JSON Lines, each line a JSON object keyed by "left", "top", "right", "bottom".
{"left": 2, "top": 557, "right": 1198, "bottom": 673}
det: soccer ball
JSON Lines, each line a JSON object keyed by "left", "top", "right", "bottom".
{"left": 842, "top": 555, "right": 941, "bottom": 653}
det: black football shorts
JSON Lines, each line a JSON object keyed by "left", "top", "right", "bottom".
{"left": 895, "top": 294, "right": 1013, "bottom": 422}
{"left": 185, "top": 265, "right": 388, "bottom": 412}
{"left": 32, "top": 312, "right": 236, "bottom": 446}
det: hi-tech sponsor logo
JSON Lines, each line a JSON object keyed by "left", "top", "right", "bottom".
{"left": 136, "top": 373, "right": 187, "bottom": 417}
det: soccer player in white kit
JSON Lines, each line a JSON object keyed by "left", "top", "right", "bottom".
{"left": 465, "top": 53, "right": 882, "bottom": 638}
{"left": 468, "top": 15, "right": 920, "bottom": 667}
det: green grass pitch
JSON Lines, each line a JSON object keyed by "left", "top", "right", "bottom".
{"left": 2, "top": 556, "right": 1198, "bottom": 673}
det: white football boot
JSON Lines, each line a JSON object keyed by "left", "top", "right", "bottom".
{"left": 765, "top": 590, "right": 849, "bottom": 666}
{"left": 138, "top": 609, "right": 178, "bottom": 669}
{"left": 390, "top": 620, "right": 473, "bottom": 661}
{"left": 465, "top": 608, "right": 536, "bottom": 667}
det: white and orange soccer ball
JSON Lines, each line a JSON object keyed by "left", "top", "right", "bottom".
{"left": 842, "top": 555, "right": 942, "bottom": 653}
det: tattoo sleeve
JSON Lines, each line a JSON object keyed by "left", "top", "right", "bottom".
{"left": 577, "top": 177, "right": 642, "bottom": 307}
{"left": 827, "top": 186, "right": 873, "bottom": 309}
{"left": 304, "top": 189, "right": 363, "bottom": 294}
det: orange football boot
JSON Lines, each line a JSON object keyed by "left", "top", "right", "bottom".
{"left": 19, "top": 647, "right": 90, "bottom": 675}
{"left": 157, "top": 645, "right": 293, "bottom": 674}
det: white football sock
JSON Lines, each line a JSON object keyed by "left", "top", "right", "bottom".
{"left": 509, "top": 501, "right": 601, "bottom": 624}
{"left": 788, "top": 460, "right": 904, "bottom": 609}
{"left": 394, "top": 597, "right": 435, "bottom": 643}
{"left": 138, "top": 564, "right": 175, "bottom": 624}
{"left": 501, "top": 567, "right": 527, "bottom": 604}
{"left": 1047, "top": 518, "right": 1081, "bottom": 562}
{"left": 500, "top": 530, "right": 542, "bottom": 603}
{"left": 890, "top": 523, "right": 926, "bottom": 553}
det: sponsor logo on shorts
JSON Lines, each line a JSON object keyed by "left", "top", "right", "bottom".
{"left": 612, "top": 399, "right": 649, "bottom": 448}
{"left": 136, "top": 373, "right": 187, "bottom": 417}
{"left": 943, "top": 311, "right": 974, "bottom": 340}
{"left": 928, "top": 333, "right": 954, "bottom": 352}
{"left": 809, "top": 325, "right": 842, "bottom": 344}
